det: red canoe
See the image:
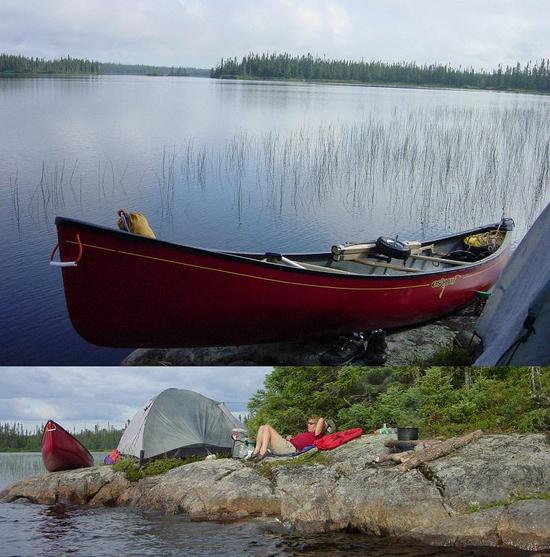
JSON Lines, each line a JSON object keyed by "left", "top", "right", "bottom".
{"left": 51, "top": 216, "right": 514, "bottom": 348}
{"left": 41, "top": 420, "right": 94, "bottom": 472}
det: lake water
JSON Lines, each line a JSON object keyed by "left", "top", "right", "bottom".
{"left": 1, "top": 76, "right": 548, "bottom": 365}
{"left": 0, "top": 453, "right": 530, "bottom": 557}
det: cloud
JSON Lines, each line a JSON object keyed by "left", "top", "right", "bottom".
{"left": 0, "top": 0, "right": 547, "bottom": 68}
{"left": 0, "top": 367, "right": 270, "bottom": 425}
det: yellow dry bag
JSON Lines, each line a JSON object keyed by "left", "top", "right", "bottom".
{"left": 117, "top": 211, "right": 156, "bottom": 238}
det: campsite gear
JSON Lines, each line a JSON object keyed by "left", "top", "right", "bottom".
{"left": 51, "top": 216, "right": 513, "bottom": 348}
{"left": 314, "top": 428, "right": 363, "bottom": 450}
{"left": 475, "top": 204, "right": 549, "bottom": 365}
{"left": 116, "top": 210, "right": 156, "bottom": 238}
{"left": 41, "top": 420, "right": 94, "bottom": 472}
{"left": 104, "top": 449, "right": 121, "bottom": 465}
{"left": 232, "top": 434, "right": 255, "bottom": 459}
{"left": 375, "top": 236, "right": 411, "bottom": 260}
{"left": 378, "top": 423, "right": 392, "bottom": 434}
{"left": 117, "top": 388, "right": 245, "bottom": 461}
{"left": 397, "top": 427, "right": 419, "bottom": 451}
{"left": 463, "top": 230, "right": 505, "bottom": 251}
{"left": 319, "top": 332, "right": 367, "bottom": 365}
{"left": 363, "top": 329, "right": 387, "bottom": 365}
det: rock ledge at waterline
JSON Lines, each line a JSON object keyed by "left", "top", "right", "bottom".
{"left": 123, "top": 306, "right": 478, "bottom": 366}
{"left": 2, "top": 434, "right": 549, "bottom": 552}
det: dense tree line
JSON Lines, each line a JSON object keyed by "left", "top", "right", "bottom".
{"left": 211, "top": 53, "right": 550, "bottom": 93}
{"left": 100, "top": 62, "right": 209, "bottom": 76}
{"left": 0, "top": 54, "right": 210, "bottom": 77}
{"left": 247, "top": 367, "right": 549, "bottom": 437}
{"left": 0, "top": 54, "right": 100, "bottom": 74}
{"left": 0, "top": 422, "right": 124, "bottom": 451}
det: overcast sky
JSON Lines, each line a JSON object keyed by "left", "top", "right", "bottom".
{"left": 0, "top": 367, "right": 270, "bottom": 430}
{"left": 1, "top": 0, "right": 548, "bottom": 70}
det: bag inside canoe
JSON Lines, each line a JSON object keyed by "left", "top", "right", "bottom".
{"left": 117, "top": 211, "right": 156, "bottom": 238}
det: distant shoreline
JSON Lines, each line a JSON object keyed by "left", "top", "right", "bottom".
{"left": 0, "top": 72, "right": 206, "bottom": 78}
{"left": 215, "top": 74, "right": 550, "bottom": 95}
{"left": 3, "top": 71, "right": 545, "bottom": 95}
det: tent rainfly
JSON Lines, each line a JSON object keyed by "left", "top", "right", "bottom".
{"left": 117, "top": 388, "right": 245, "bottom": 461}
{"left": 474, "top": 202, "right": 550, "bottom": 366}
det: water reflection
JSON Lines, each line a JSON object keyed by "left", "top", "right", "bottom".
{"left": 7, "top": 105, "right": 549, "bottom": 239}
{"left": 37, "top": 504, "right": 77, "bottom": 547}
{"left": 0, "top": 454, "right": 531, "bottom": 557}
{"left": 1, "top": 78, "right": 548, "bottom": 365}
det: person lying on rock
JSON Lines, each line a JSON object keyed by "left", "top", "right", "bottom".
{"left": 245, "top": 416, "right": 328, "bottom": 463}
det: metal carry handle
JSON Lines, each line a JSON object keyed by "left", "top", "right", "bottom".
{"left": 50, "top": 234, "right": 83, "bottom": 267}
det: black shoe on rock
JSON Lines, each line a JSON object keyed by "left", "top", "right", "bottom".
{"left": 363, "top": 329, "right": 387, "bottom": 366}
{"left": 320, "top": 332, "right": 367, "bottom": 365}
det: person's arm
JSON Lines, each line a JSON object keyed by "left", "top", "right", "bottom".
{"left": 314, "top": 417, "right": 327, "bottom": 436}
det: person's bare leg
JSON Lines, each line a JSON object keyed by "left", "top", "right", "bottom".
{"left": 258, "top": 425, "right": 273, "bottom": 455}
{"left": 259, "top": 424, "right": 287, "bottom": 455}
{"left": 253, "top": 425, "right": 267, "bottom": 455}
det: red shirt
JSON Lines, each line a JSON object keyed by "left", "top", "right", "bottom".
{"left": 289, "top": 431, "right": 323, "bottom": 451}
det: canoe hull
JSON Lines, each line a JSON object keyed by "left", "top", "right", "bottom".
{"left": 41, "top": 420, "right": 94, "bottom": 472}
{"left": 54, "top": 218, "right": 511, "bottom": 348}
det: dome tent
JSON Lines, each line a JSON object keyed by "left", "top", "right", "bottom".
{"left": 474, "top": 202, "right": 550, "bottom": 366}
{"left": 117, "top": 388, "right": 245, "bottom": 461}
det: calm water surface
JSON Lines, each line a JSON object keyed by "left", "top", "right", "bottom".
{"left": 1, "top": 76, "right": 549, "bottom": 364}
{"left": 0, "top": 453, "right": 530, "bottom": 557}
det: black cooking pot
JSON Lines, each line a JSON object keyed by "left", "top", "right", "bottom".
{"left": 397, "top": 427, "right": 418, "bottom": 451}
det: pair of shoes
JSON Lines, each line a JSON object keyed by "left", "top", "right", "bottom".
{"left": 244, "top": 451, "right": 269, "bottom": 463}
{"left": 252, "top": 452, "right": 268, "bottom": 463}
{"left": 319, "top": 332, "right": 367, "bottom": 365}
{"left": 362, "top": 329, "right": 387, "bottom": 366}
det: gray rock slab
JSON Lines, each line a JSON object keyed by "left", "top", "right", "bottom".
{"left": 122, "top": 306, "right": 477, "bottom": 366}
{"left": 1, "top": 466, "right": 128, "bottom": 506}
{"left": 2, "top": 434, "right": 548, "bottom": 552}
{"left": 498, "top": 500, "right": 550, "bottom": 552}
{"left": 428, "top": 433, "right": 550, "bottom": 512}
{"left": 121, "top": 458, "right": 280, "bottom": 520}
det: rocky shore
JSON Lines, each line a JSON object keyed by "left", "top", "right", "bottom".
{"left": 122, "top": 306, "right": 478, "bottom": 366}
{"left": 2, "top": 433, "right": 549, "bottom": 552}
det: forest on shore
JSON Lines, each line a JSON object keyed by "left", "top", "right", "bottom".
{"left": 211, "top": 53, "right": 550, "bottom": 93}
{"left": 0, "top": 54, "right": 209, "bottom": 77}
{"left": 0, "top": 423, "right": 124, "bottom": 452}
{"left": 3, "top": 368, "right": 547, "bottom": 450}
{"left": 247, "top": 367, "right": 549, "bottom": 437}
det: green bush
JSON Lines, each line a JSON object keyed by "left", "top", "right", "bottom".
{"left": 142, "top": 457, "right": 188, "bottom": 477}
{"left": 247, "top": 367, "right": 549, "bottom": 438}
{"left": 112, "top": 455, "right": 214, "bottom": 482}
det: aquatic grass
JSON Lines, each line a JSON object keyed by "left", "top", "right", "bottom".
{"left": 9, "top": 170, "right": 20, "bottom": 226}
{"left": 8, "top": 103, "right": 549, "bottom": 235}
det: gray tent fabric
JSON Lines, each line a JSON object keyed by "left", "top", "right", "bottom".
{"left": 118, "top": 388, "right": 245, "bottom": 460}
{"left": 475, "top": 202, "right": 550, "bottom": 366}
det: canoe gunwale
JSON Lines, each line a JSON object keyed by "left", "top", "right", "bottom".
{"left": 54, "top": 216, "right": 512, "bottom": 281}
